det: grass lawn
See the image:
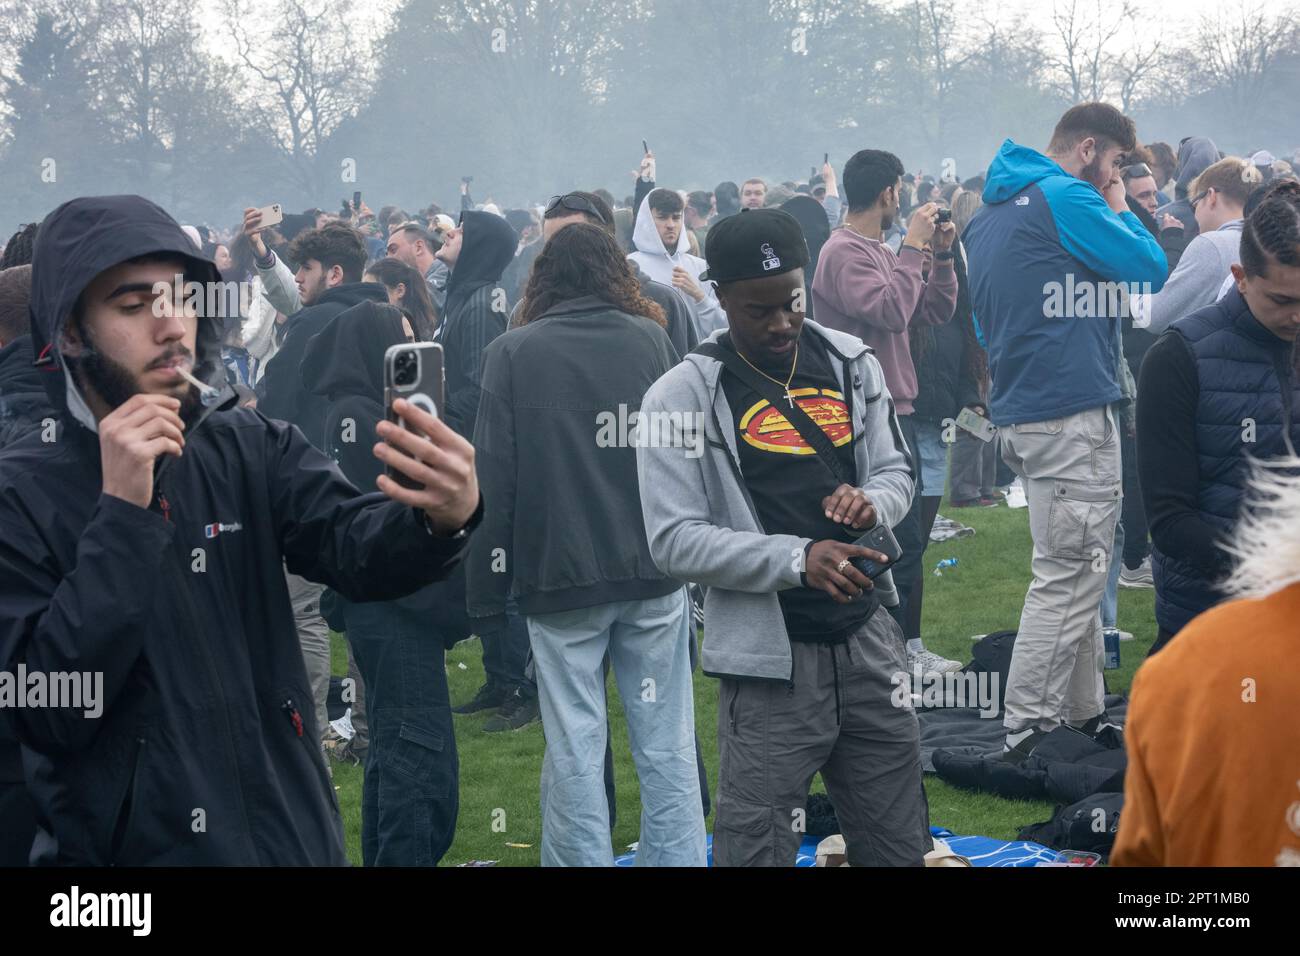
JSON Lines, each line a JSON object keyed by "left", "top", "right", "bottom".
{"left": 328, "top": 499, "right": 1157, "bottom": 867}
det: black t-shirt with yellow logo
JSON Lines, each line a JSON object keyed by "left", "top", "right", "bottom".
{"left": 719, "top": 332, "right": 878, "bottom": 642}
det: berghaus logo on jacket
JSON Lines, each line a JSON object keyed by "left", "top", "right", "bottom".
{"left": 203, "top": 521, "right": 244, "bottom": 539}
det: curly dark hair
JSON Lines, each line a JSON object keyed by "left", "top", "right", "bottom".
{"left": 1, "top": 222, "right": 38, "bottom": 269}
{"left": 287, "top": 221, "right": 367, "bottom": 283}
{"left": 519, "top": 223, "right": 665, "bottom": 327}
{"left": 1240, "top": 179, "right": 1300, "bottom": 278}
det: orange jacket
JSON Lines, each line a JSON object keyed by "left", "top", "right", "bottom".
{"left": 1112, "top": 582, "right": 1300, "bottom": 866}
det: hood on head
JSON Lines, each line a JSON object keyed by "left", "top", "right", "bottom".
{"left": 781, "top": 195, "right": 832, "bottom": 257}
{"left": 1175, "top": 137, "right": 1219, "bottom": 198}
{"left": 301, "top": 299, "right": 408, "bottom": 402}
{"left": 449, "top": 210, "right": 517, "bottom": 291}
{"left": 633, "top": 193, "right": 688, "bottom": 257}
{"left": 29, "top": 195, "right": 221, "bottom": 430}
{"left": 982, "top": 140, "right": 1069, "bottom": 205}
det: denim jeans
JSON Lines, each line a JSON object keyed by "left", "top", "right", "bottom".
{"left": 1101, "top": 522, "right": 1125, "bottom": 631}
{"left": 482, "top": 612, "right": 531, "bottom": 694}
{"left": 344, "top": 599, "right": 459, "bottom": 867}
{"left": 527, "top": 588, "right": 706, "bottom": 867}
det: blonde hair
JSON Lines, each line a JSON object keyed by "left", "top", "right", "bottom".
{"left": 1190, "top": 157, "right": 1258, "bottom": 208}
{"left": 1220, "top": 455, "right": 1300, "bottom": 601}
{"left": 951, "top": 191, "right": 983, "bottom": 234}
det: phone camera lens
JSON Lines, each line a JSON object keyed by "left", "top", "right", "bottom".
{"left": 394, "top": 351, "right": 418, "bottom": 386}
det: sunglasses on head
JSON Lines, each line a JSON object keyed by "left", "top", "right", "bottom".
{"left": 1121, "top": 163, "right": 1153, "bottom": 180}
{"left": 545, "top": 193, "right": 609, "bottom": 225}
{"left": 1190, "top": 190, "right": 1211, "bottom": 209}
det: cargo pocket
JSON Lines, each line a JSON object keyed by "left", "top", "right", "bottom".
{"left": 389, "top": 722, "right": 450, "bottom": 794}
{"left": 1045, "top": 481, "right": 1121, "bottom": 560}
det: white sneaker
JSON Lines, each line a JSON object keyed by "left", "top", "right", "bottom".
{"left": 907, "top": 648, "right": 964, "bottom": 675}
{"left": 1119, "top": 558, "right": 1154, "bottom": 589}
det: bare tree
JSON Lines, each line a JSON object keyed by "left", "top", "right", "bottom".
{"left": 223, "top": 0, "right": 371, "bottom": 197}
{"left": 1111, "top": 31, "right": 1162, "bottom": 113}
{"left": 1044, "top": 0, "right": 1130, "bottom": 103}
{"left": 1191, "top": 4, "right": 1299, "bottom": 133}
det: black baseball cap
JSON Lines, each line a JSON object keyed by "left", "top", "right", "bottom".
{"left": 701, "top": 208, "right": 810, "bottom": 284}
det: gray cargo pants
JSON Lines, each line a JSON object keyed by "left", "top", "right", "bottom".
{"left": 285, "top": 568, "right": 331, "bottom": 748}
{"left": 714, "top": 607, "right": 930, "bottom": 867}
{"left": 998, "top": 405, "right": 1120, "bottom": 734}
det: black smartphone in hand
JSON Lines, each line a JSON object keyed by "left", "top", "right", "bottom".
{"left": 849, "top": 523, "right": 902, "bottom": 579}
{"left": 383, "top": 343, "right": 445, "bottom": 490}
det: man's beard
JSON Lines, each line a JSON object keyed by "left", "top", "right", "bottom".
{"left": 70, "top": 335, "right": 200, "bottom": 417}
{"left": 1080, "top": 154, "right": 1106, "bottom": 190}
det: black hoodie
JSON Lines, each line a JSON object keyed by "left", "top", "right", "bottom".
{"left": 0, "top": 332, "right": 51, "bottom": 863}
{"left": 440, "top": 210, "right": 517, "bottom": 437}
{"left": 257, "top": 280, "right": 389, "bottom": 447}
{"left": 302, "top": 302, "right": 473, "bottom": 641}
{"left": 300, "top": 300, "right": 407, "bottom": 487}
{"left": 0, "top": 195, "right": 477, "bottom": 864}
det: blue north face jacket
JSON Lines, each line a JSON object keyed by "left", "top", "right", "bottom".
{"left": 964, "top": 140, "right": 1167, "bottom": 425}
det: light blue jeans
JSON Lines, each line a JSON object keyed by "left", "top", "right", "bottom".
{"left": 1101, "top": 521, "right": 1125, "bottom": 631}
{"left": 527, "top": 587, "right": 706, "bottom": 867}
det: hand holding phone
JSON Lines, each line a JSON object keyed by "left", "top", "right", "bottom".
{"left": 374, "top": 398, "right": 478, "bottom": 535}
{"left": 806, "top": 539, "right": 892, "bottom": 604}
{"left": 847, "top": 522, "right": 902, "bottom": 579}
{"left": 381, "top": 343, "right": 445, "bottom": 490}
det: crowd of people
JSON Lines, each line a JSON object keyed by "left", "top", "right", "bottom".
{"left": 0, "top": 101, "right": 1297, "bottom": 868}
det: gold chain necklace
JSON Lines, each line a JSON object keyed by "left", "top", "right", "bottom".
{"left": 736, "top": 343, "right": 799, "bottom": 407}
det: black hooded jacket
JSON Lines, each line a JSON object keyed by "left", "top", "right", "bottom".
{"left": 301, "top": 302, "right": 473, "bottom": 640}
{"left": 257, "top": 281, "right": 388, "bottom": 447}
{"left": 440, "top": 211, "right": 517, "bottom": 438}
{"left": 0, "top": 195, "right": 477, "bottom": 865}
{"left": 0, "top": 333, "right": 51, "bottom": 861}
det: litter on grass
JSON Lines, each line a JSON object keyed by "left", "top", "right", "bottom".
{"left": 929, "top": 514, "right": 974, "bottom": 542}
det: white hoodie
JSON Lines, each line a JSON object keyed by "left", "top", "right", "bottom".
{"left": 628, "top": 194, "right": 727, "bottom": 339}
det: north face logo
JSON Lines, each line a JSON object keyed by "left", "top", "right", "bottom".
{"left": 1015, "top": 196, "right": 1030, "bottom": 206}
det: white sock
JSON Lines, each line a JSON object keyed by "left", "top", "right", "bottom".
{"left": 906, "top": 638, "right": 924, "bottom": 655}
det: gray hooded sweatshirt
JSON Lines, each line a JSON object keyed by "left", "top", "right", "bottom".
{"left": 636, "top": 321, "right": 914, "bottom": 682}
{"left": 1133, "top": 219, "right": 1243, "bottom": 335}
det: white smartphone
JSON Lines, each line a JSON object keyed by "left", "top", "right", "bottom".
{"left": 256, "top": 203, "right": 284, "bottom": 229}
{"left": 955, "top": 406, "right": 996, "bottom": 443}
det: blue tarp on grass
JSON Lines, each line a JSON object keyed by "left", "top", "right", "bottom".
{"left": 613, "top": 827, "right": 1056, "bottom": 867}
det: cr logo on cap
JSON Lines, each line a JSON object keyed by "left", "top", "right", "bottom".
{"left": 760, "top": 241, "right": 781, "bottom": 271}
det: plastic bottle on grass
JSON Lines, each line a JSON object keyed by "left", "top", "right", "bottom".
{"left": 932, "top": 557, "right": 958, "bottom": 577}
